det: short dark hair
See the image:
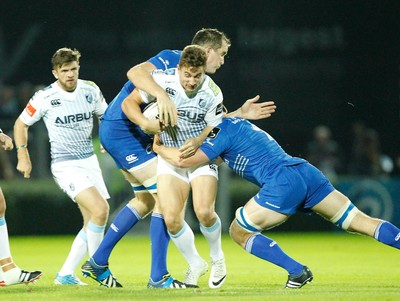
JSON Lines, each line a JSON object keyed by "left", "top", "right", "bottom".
{"left": 179, "top": 45, "right": 207, "bottom": 69}
{"left": 191, "top": 28, "right": 231, "bottom": 50}
{"left": 51, "top": 48, "right": 81, "bottom": 69}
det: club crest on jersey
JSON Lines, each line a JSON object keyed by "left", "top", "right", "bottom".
{"left": 51, "top": 99, "right": 61, "bottom": 106}
{"left": 85, "top": 94, "right": 93, "bottom": 104}
{"left": 198, "top": 99, "right": 206, "bottom": 108}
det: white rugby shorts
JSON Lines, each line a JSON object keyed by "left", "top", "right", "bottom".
{"left": 157, "top": 155, "right": 218, "bottom": 183}
{"left": 51, "top": 155, "right": 110, "bottom": 201}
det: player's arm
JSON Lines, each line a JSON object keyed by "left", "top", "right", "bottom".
{"left": 13, "top": 118, "right": 32, "bottom": 178}
{"left": 0, "top": 129, "right": 14, "bottom": 151}
{"left": 225, "top": 95, "right": 276, "bottom": 120}
{"left": 179, "top": 126, "right": 213, "bottom": 159}
{"left": 153, "top": 134, "right": 210, "bottom": 168}
{"left": 127, "top": 61, "right": 177, "bottom": 127}
{"left": 121, "top": 89, "right": 161, "bottom": 135}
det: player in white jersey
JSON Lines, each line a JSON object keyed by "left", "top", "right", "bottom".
{"left": 124, "top": 45, "right": 224, "bottom": 287}
{"left": 13, "top": 48, "right": 118, "bottom": 286}
{"left": 0, "top": 129, "right": 42, "bottom": 286}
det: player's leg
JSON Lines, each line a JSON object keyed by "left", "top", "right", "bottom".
{"left": 229, "top": 198, "right": 312, "bottom": 288}
{"left": 157, "top": 157, "right": 205, "bottom": 286}
{"left": 191, "top": 165, "right": 226, "bottom": 289}
{"left": 312, "top": 189, "right": 400, "bottom": 249}
{"left": 53, "top": 156, "right": 109, "bottom": 285}
{"left": 0, "top": 187, "right": 42, "bottom": 286}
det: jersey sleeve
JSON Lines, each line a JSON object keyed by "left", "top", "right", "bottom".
{"left": 199, "top": 126, "right": 228, "bottom": 160}
{"left": 93, "top": 84, "right": 108, "bottom": 116}
{"left": 147, "top": 49, "right": 181, "bottom": 71}
{"left": 18, "top": 92, "right": 45, "bottom": 126}
{"left": 204, "top": 78, "right": 224, "bottom": 127}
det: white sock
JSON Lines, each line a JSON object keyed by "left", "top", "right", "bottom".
{"left": 200, "top": 215, "right": 224, "bottom": 261}
{"left": 86, "top": 221, "right": 105, "bottom": 256}
{"left": 0, "top": 217, "right": 11, "bottom": 259}
{"left": 169, "top": 222, "right": 203, "bottom": 268}
{"left": 58, "top": 229, "right": 87, "bottom": 276}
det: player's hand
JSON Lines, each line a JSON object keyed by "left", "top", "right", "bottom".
{"left": 16, "top": 155, "right": 32, "bottom": 178}
{"left": 157, "top": 94, "right": 178, "bottom": 127}
{"left": 0, "top": 133, "right": 14, "bottom": 151}
{"left": 239, "top": 95, "right": 276, "bottom": 120}
{"left": 179, "top": 137, "right": 200, "bottom": 159}
{"left": 152, "top": 133, "right": 162, "bottom": 153}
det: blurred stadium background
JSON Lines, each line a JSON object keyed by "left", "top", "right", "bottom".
{"left": 0, "top": 0, "right": 399, "bottom": 235}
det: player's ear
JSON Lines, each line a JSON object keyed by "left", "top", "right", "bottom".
{"left": 52, "top": 70, "right": 58, "bottom": 79}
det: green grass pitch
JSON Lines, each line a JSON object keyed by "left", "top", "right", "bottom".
{"left": 1, "top": 232, "right": 399, "bottom": 301}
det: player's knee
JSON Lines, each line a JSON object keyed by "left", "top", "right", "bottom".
{"left": 330, "top": 200, "right": 360, "bottom": 231}
{"left": 91, "top": 200, "right": 109, "bottom": 222}
{"left": 230, "top": 207, "right": 262, "bottom": 247}
{"left": 194, "top": 207, "right": 214, "bottom": 226}
{"left": 163, "top": 214, "right": 183, "bottom": 234}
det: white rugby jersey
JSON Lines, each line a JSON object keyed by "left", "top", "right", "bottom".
{"left": 19, "top": 79, "right": 107, "bottom": 163}
{"left": 139, "top": 68, "right": 223, "bottom": 147}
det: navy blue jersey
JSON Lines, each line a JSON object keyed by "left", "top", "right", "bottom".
{"left": 102, "top": 49, "right": 182, "bottom": 121}
{"left": 200, "top": 118, "right": 306, "bottom": 187}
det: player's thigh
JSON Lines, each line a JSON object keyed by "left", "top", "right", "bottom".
{"left": 75, "top": 186, "right": 109, "bottom": 217}
{"left": 191, "top": 175, "right": 218, "bottom": 210}
{"left": 122, "top": 158, "right": 157, "bottom": 193}
{"left": 157, "top": 174, "right": 190, "bottom": 219}
{"left": 0, "top": 187, "right": 5, "bottom": 214}
{"left": 244, "top": 197, "right": 289, "bottom": 230}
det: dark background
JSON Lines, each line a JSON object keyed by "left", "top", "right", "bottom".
{"left": 1, "top": 0, "right": 399, "bottom": 162}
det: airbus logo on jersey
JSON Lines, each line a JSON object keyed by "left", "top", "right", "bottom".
{"left": 177, "top": 110, "right": 205, "bottom": 122}
{"left": 126, "top": 154, "right": 138, "bottom": 164}
{"left": 51, "top": 99, "right": 61, "bottom": 106}
{"left": 166, "top": 87, "right": 176, "bottom": 96}
{"left": 55, "top": 111, "right": 93, "bottom": 124}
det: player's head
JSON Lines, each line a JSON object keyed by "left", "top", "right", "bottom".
{"left": 51, "top": 48, "right": 81, "bottom": 92}
{"left": 178, "top": 45, "right": 207, "bottom": 93}
{"left": 192, "top": 28, "right": 231, "bottom": 74}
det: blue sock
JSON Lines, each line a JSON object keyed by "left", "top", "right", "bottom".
{"left": 375, "top": 221, "right": 400, "bottom": 249}
{"left": 93, "top": 203, "right": 141, "bottom": 265}
{"left": 149, "top": 213, "right": 170, "bottom": 281}
{"left": 246, "top": 234, "right": 303, "bottom": 275}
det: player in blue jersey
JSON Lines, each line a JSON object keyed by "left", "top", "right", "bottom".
{"left": 153, "top": 117, "right": 400, "bottom": 289}
{"left": 0, "top": 129, "right": 42, "bottom": 286}
{"left": 81, "top": 29, "right": 276, "bottom": 288}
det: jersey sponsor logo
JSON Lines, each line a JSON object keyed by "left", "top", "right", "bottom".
{"left": 208, "top": 79, "right": 220, "bottom": 96}
{"left": 215, "top": 103, "right": 223, "bottom": 115}
{"left": 126, "top": 154, "right": 138, "bottom": 164}
{"left": 207, "top": 127, "right": 220, "bottom": 139}
{"left": 177, "top": 109, "right": 205, "bottom": 122}
{"left": 166, "top": 87, "right": 176, "bottom": 96}
{"left": 25, "top": 101, "right": 37, "bottom": 117}
{"left": 55, "top": 112, "right": 93, "bottom": 124}
{"left": 51, "top": 99, "right": 61, "bottom": 106}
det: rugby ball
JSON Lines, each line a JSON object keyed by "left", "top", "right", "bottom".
{"left": 142, "top": 101, "right": 159, "bottom": 120}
